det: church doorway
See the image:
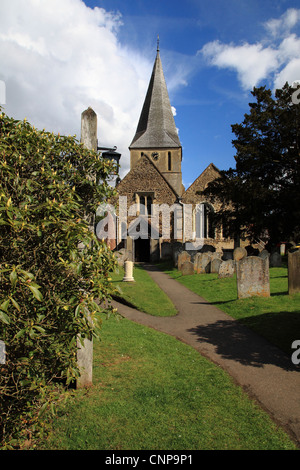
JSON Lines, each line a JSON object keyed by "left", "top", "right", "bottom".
{"left": 134, "top": 238, "right": 150, "bottom": 262}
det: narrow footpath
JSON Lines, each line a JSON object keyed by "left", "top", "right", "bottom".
{"left": 112, "top": 263, "right": 300, "bottom": 446}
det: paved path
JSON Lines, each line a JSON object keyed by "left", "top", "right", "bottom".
{"left": 112, "top": 263, "right": 300, "bottom": 446}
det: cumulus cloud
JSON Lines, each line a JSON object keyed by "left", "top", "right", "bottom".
{"left": 200, "top": 8, "right": 300, "bottom": 92}
{"left": 0, "top": 0, "right": 155, "bottom": 176}
{"left": 201, "top": 41, "right": 278, "bottom": 90}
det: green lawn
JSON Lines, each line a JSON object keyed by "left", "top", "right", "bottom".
{"left": 159, "top": 262, "right": 300, "bottom": 356}
{"left": 41, "top": 313, "right": 297, "bottom": 450}
{"left": 111, "top": 263, "right": 177, "bottom": 317}
{"left": 38, "top": 261, "right": 299, "bottom": 450}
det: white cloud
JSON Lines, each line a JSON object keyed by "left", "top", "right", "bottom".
{"left": 0, "top": 0, "right": 154, "bottom": 177}
{"left": 201, "top": 40, "right": 278, "bottom": 90}
{"left": 200, "top": 9, "right": 300, "bottom": 92}
{"left": 264, "top": 8, "right": 300, "bottom": 38}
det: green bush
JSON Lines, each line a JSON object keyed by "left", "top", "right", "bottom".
{"left": 0, "top": 109, "right": 117, "bottom": 448}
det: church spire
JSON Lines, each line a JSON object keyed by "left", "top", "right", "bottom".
{"left": 129, "top": 40, "right": 181, "bottom": 150}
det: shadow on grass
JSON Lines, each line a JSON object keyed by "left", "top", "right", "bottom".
{"left": 188, "top": 311, "right": 300, "bottom": 371}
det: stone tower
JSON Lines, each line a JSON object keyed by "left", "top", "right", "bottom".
{"left": 129, "top": 40, "right": 183, "bottom": 196}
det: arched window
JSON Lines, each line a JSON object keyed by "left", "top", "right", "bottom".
{"left": 194, "top": 203, "right": 215, "bottom": 239}
{"left": 140, "top": 196, "right": 146, "bottom": 215}
{"left": 168, "top": 152, "right": 172, "bottom": 171}
{"left": 147, "top": 196, "right": 152, "bottom": 216}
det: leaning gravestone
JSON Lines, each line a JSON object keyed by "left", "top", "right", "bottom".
{"left": 210, "top": 258, "right": 222, "bottom": 274}
{"left": 259, "top": 249, "right": 270, "bottom": 260}
{"left": 236, "top": 256, "right": 270, "bottom": 299}
{"left": 288, "top": 249, "right": 300, "bottom": 294}
{"left": 181, "top": 260, "right": 195, "bottom": 276}
{"left": 270, "top": 252, "right": 282, "bottom": 267}
{"left": 194, "top": 253, "right": 210, "bottom": 273}
{"left": 178, "top": 251, "right": 191, "bottom": 271}
{"left": 233, "top": 246, "right": 247, "bottom": 261}
{"left": 218, "top": 260, "right": 235, "bottom": 278}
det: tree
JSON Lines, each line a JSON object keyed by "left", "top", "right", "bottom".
{"left": 0, "top": 109, "right": 117, "bottom": 447}
{"left": 204, "top": 83, "right": 300, "bottom": 247}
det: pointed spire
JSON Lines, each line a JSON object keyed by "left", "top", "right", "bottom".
{"left": 129, "top": 39, "right": 181, "bottom": 149}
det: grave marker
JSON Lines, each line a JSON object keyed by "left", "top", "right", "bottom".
{"left": 218, "top": 260, "right": 235, "bottom": 278}
{"left": 180, "top": 260, "right": 194, "bottom": 276}
{"left": 236, "top": 256, "right": 270, "bottom": 299}
{"left": 288, "top": 250, "right": 300, "bottom": 294}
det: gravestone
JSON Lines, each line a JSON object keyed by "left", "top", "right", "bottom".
{"left": 233, "top": 246, "right": 247, "bottom": 261}
{"left": 161, "top": 241, "right": 172, "bottom": 260}
{"left": 259, "top": 249, "right": 270, "bottom": 260}
{"left": 218, "top": 260, "right": 235, "bottom": 278}
{"left": 181, "top": 260, "right": 194, "bottom": 276}
{"left": 236, "top": 256, "right": 270, "bottom": 299}
{"left": 270, "top": 252, "right": 282, "bottom": 267}
{"left": 178, "top": 251, "right": 191, "bottom": 271}
{"left": 210, "top": 258, "right": 222, "bottom": 274}
{"left": 194, "top": 253, "right": 210, "bottom": 273}
{"left": 288, "top": 249, "right": 300, "bottom": 294}
{"left": 123, "top": 260, "right": 135, "bottom": 282}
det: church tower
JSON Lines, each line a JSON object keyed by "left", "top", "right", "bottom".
{"left": 129, "top": 39, "right": 184, "bottom": 196}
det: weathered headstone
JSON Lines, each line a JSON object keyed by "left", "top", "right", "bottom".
{"left": 161, "top": 241, "right": 172, "bottom": 260}
{"left": 178, "top": 251, "right": 191, "bottom": 271}
{"left": 259, "top": 249, "right": 270, "bottom": 260}
{"left": 194, "top": 253, "right": 210, "bottom": 273}
{"left": 181, "top": 260, "right": 194, "bottom": 276}
{"left": 210, "top": 258, "right": 222, "bottom": 274}
{"left": 123, "top": 260, "right": 135, "bottom": 282}
{"left": 233, "top": 246, "right": 247, "bottom": 261}
{"left": 218, "top": 260, "right": 235, "bottom": 278}
{"left": 236, "top": 256, "right": 270, "bottom": 299}
{"left": 288, "top": 249, "right": 300, "bottom": 294}
{"left": 270, "top": 252, "right": 282, "bottom": 267}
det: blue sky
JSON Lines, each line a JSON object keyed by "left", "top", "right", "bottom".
{"left": 1, "top": 0, "right": 300, "bottom": 188}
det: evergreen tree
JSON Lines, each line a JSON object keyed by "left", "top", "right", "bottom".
{"left": 204, "top": 83, "right": 300, "bottom": 247}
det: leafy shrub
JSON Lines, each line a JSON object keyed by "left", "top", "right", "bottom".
{"left": 0, "top": 109, "right": 117, "bottom": 447}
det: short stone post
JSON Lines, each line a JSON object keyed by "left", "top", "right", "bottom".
{"left": 76, "top": 310, "right": 93, "bottom": 389}
{"left": 288, "top": 250, "right": 300, "bottom": 294}
{"left": 123, "top": 260, "right": 135, "bottom": 282}
{"left": 76, "top": 107, "right": 98, "bottom": 389}
{"left": 80, "top": 107, "right": 98, "bottom": 151}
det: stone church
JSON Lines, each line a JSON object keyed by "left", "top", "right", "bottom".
{"left": 110, "top": 43, "right": 236, "bottom": 262}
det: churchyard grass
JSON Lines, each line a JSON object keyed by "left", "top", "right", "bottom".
{"left": 110, "top": 263, "right": 177, "bottom": 316}
{"left": 40, "top": 313, "right": 297, "bottom": 450}
{"left": 160, "top": 263, "right": 300, "bottom": 356}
